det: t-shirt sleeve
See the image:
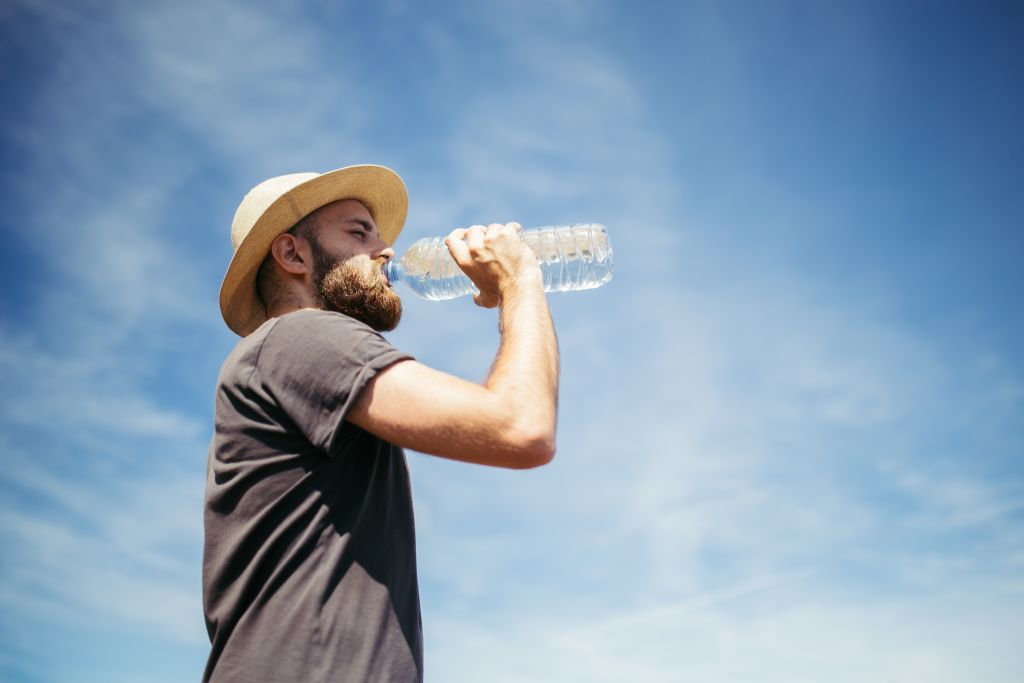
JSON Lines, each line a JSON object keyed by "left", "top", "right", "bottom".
{"left": 253, "top": 310, "right": 413, "bottom": 454}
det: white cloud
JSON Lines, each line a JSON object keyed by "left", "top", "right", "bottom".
{"left": 884, "top": 461, "right": 1024, "bottom": 531}
{"left": 0, "top": 329, "right": 205, "bottom": 443}
{"left": 350, "top": 11, "right": 1024, "bottom": 681}
{"left": 120, "top": 0, "right": 374, "bottom": 171}
{"left": 1, "top": 2, "right": 387, "bottom": 676}
{"left": 425, "top": 578, "right": 1024, "bottom": 683}
{"left": 0, "top": 436, "right": 206, "bottom": 645}
{"left": 2, "top": 1, "right": 1021, "bottom": 682}
{"left": 409, "top": 257, "right": 1024, "bottom": 679}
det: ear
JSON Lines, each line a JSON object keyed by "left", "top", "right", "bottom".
{"left": 269, "top": 233, "right": 311, "bottom": 276}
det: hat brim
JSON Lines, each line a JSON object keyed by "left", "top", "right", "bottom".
{"left": 220, "top": 164, "right": 408, "bottom": 337}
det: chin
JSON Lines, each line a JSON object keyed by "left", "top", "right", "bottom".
{"left": 318, "top": 260, "right": 403, "bottom": 332}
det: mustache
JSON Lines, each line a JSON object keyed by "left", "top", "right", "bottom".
{"left": 373, "top": 256, "right": 393, "bottom": 286}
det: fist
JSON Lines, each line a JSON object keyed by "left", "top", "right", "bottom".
{"left": 445, "top": 222, "right": 539, "bottom": 308}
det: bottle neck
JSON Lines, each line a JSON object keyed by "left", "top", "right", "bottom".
{"left": 384, "top": 258, "right": 400, "bottom": 285}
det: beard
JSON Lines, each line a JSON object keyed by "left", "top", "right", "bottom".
{"left": 312, "top": 248, "right": 402, "bottom": 332}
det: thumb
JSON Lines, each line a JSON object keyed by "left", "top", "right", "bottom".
{"left": 472, "top": 291, "right": 499, "bottom": 309}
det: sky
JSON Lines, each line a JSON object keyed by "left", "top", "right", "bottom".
{"left": 0, "top": 0, "right": 1022, "bottom": 681}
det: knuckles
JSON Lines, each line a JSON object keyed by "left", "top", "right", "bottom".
{"left": 451, "top": 222, "right": 524, "bottom": 264}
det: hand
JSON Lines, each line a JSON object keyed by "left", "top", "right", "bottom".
{"left": 445, "top": 222, "right": 540, "bottom": 308}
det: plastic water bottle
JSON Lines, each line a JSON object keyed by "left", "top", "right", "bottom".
{"left": 385, "top": 223, "right": 614, "bottom": 300}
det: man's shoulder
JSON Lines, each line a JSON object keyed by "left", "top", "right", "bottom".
{"left": 218, "top": 309, "right": 405, "bottom": 386}
{"left": 229, "top": 310, "right": 395, "bottom": 369}
{"left": 272, "top": 308, "right": 371, "bottom": 331}
{"left": 227, "top": 310, "right": 370, "bottom": 353}
{"left": 217, "top": 317, "right": 280, "bottom": 386}
{"left": 264, "top": 309, "right": 386, "bottom": 348}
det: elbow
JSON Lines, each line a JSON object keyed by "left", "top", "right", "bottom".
{"left": 504, "top": 426, "right": 556, "bottom": 469}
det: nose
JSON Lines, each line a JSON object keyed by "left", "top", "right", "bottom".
{"left": 376, "top": 244, "right": 396, "bottom": 262}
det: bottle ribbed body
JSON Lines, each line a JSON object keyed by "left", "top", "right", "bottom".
{"left": 385, "top": 224, "right": 613, "bottom": 300}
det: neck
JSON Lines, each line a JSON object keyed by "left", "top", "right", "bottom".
{"left": 265, "top": 286, "right": 319, "bottom": 320}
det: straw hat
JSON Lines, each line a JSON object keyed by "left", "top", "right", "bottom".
{"left": 220, "top": 164, "right": 408, "bottom": 336}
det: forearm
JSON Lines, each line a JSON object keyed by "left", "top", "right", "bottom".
{"left": 347, "top": 281, "right": 559, "bottom": 469}
{"left": 393, "top": 219, "right": 560, "bottom": 467}
{"left": 485, "top": 274, "right": 560, "bottom": 455}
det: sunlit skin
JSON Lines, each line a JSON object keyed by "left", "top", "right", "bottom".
{"left": 263, "top": 199, "right": 559, "bottom": 469}
{"left": 307, "top": 199, "right": 395, "bottom": 288}
{"left": 263, "top": 199, "right": 397, "bottom": 321}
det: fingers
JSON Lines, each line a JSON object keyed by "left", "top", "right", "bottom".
{"left": 466, "top": 224, "right": 487, "bottom": 254}
{"left": 446, "top": 222, "right": 526, "bottom": 305}
{"left": 487, "top": 222, "right": 521, "bottom": 238}
{"left": 445, "top": 227, "right": 471, "bottom": 264}
{"left": 446, "top": 222, "right": 520, "bottom": 257}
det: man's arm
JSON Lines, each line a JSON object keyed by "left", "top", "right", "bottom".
{"left": 346, "top": 222, "right": 559, "bottom": 469}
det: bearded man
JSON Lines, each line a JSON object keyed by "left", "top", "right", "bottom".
{"left": 202, "top": 165, "right": 559, "bottom": 683}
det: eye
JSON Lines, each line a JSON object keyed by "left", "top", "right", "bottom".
{"left": 350, "top": 230, "right": 367, "bottom": 240}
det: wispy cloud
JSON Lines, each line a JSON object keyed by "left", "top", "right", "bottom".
{"left": 2, "top": 1, "right": 1021, "bottom": 682}
{"left": 0, "top": 435, "right": 205, "bottom": 642}
{"left": 425, "top": 580, "right": 1024, "bottom": 683}
{"left": 356, "top": 7, "right": 1024, "bottom": 683}
{"left": 119, "top": 0, "right": 376, "bottom": 171}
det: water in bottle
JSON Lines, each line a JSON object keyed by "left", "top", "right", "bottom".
{"left": 384, "top": 224, "right": 614, "bottom": 300}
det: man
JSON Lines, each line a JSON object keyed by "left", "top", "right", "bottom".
{"left": 203, "top": 165, "right": 559, "bottom": 682}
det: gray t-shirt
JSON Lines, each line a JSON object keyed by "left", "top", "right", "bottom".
{"left": 203, "top": 309, "right": 422, "bottom": 682}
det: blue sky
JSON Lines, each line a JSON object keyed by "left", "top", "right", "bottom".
{"left": 1, "top": 0, "right": 1022, "bottom": 681}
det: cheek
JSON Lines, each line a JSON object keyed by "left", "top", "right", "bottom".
{"left": 351, "top": 254, "right": 379, "bottom": 274}
{"left": 326, "top": 249, "right": 364, "bottom": 273}
{"left": 336, "top": 255, "right": 377, "bottom": 282}
{"left": 316, "top": 233, "right": 358, "bottom": 259}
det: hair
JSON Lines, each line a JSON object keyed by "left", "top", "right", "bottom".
{"left": 255, "top": 211, "right": 322, "bottom": 311}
